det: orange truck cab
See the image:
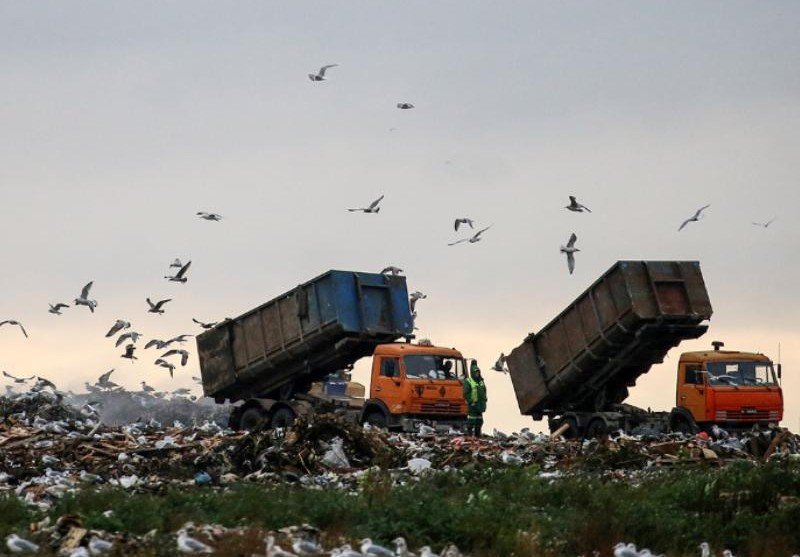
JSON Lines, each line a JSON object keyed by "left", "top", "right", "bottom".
{"left": 360, "top": 342, "right": 469, "bottom": 431}
{"left": 674, "top": 341, "right": 783, "bottom": 432}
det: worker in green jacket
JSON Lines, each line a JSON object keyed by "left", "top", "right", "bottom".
{"left": 463, "top": 360, "right": 487, "bottom": 437}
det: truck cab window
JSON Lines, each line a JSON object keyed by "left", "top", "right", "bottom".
{"left": 380, "top": 358, "right": 399, "bottom": 378}
{"left": 684, "top": 365, "right": 702, "bottom": 385}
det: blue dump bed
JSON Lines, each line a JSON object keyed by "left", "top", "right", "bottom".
{"left": 197, "top": 270, "right": 414, "bottom": 402}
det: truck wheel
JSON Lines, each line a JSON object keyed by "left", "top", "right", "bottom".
{"left": 363, "top": 410, "right": 387, "bottom": 428}
{"left": 239, "top": 407, "right": 267, "bottom": 431}
{"left": 671, "top": 414, "right": 698, "bottom": 435}
{"left": 561, "top": 417, "right": 580, "bottom": 440}
{"left": 585, "top": 419, "right": 607, "bottom": 439}
{"left": 271, "top": 407, "right": 296, "bottom": 429}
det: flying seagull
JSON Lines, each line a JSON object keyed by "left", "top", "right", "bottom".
{"left": 161, "top": 349, "right": 190, "bottom": 367}
{"left": 492, "top": 353, "right": 508, "bottom": 373}
{"left": 167, "top": 334, "right": 194, "bottom": 344}
{"left": 155, "top": 359, "right": 176, "bottom": 378}
{"left": 454, "top": 218, "right": 474, "bottom": 231}
{"left": 678, "top": 204, "right": 710, "bottom": 231}
{"left": 115, "top": 331, "right": 142, "bottom": 347}
{"left": 2, "top": 371, "right": 34, "bottom": 384}
{"left": 145, "top": 338, "right": 169, "bottom": 350}
{"left": 752, "top": 217, "right": 776, "bottom": 228}
{"left": 396, "top": 103, "right": 414, "bottom": 109}
{"left": 197, "top": 212, "right": 223, "bottom": 221}
{"left": 560, "top": 233, "right": 579, "bottom": 274}
{"left": 0, "top": 320, "right": 28, "bottom": 338}
{"left": 146, "top": 298, "right": 172, "bottom": 315}
{"left": 192, "top": 318, "right": 218, "bottom": 330}
{"left": 409, "top": 291, "right": 427, "bottom": 312}
{"left": 381, "top": 266, "right": 403, "bottom": 276}
{"left": 121, "top": 344, "right": 137, "bottom": 361}
{"left": 565, "top": 196, "right": 591, "bottom": 213}
{"left": 348, "top": 194, "right": 384, "bottom": 213}
{"left": 96, "top": 369, "right": 117, "bottom": 389}
{"left": 48, "top": 303, "right": 69, "bottom": 315}
{"left": 165, "top": 260, "right": 192, "bottom": 283}
{"left": 308, "top": 64, "right": 338, "bottom": 81}
{"left": 448, "top": 225, "right": 492, "bottom": 246}
{"left": 74, "top": 281, "right": 98, "bottom": 312}
{"left": 105, "top": 319, "right": 131, "bottom": 338}
{"left": 170, "top": 258, "right": 183, "bottom": 268}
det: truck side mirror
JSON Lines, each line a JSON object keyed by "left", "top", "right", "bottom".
{"left": 777, "top": 364, "right": 782, "bottom": 379}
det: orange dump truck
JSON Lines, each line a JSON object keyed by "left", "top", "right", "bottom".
{"left": 506, "top": 261, "right": 783, "bottom": 437}
{"left": 197, "top": 270, "right": 468, "bottom": 431}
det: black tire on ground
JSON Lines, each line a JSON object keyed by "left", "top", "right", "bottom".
{"left": 671, "top": 414, "right": 698, "bottom": 435}
{"left": 561, "top": 416, "right": 581, "bottom": 440}
{"left": 363, "top": 409, "right": 387, "bottom": 428}
{"left": 239, "top": 407, "right": 268, "bottom": 431}
{"left": 271, "top": 406, "right": 296, "bottom": 429}
{"left": 585, "top": 419, "right": 608, "bottom": 439}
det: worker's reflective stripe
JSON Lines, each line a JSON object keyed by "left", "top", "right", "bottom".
{"left": 466, "top": 377, "right": 479, "bottom": 403}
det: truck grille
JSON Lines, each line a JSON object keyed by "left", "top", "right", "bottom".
{"left": 715, "top": 409, "right": 776, "bottom": 421}
{"left": 419, "top": 402, "right": 464, "bottom": 415}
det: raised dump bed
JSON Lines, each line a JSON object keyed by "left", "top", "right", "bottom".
{"left": 197, "top": 270, "right": 413, "bottom": 403}
{"left": 507, "top": 261, "right": 713, "bottom": 418}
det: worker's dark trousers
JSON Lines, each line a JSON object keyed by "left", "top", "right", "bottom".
{"left": 467, "top": 413, "right": 483, "bottom": 437}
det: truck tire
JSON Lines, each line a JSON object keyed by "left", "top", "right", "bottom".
{"left": 561, "top": 416, "right": 580, "bottom": 440}
{"left": 239, "top": 407, "right": 268, "bottom": 431}
{"left": 671, "top": 413, "right": 698, "bottom": 435}
{"left": 585, "top": 418, "right": 608, "bottom": 439}
{"left": 363, "top": 409, "right": 387, "bottom": 428}
{"left": 271, "top": 407, "right": 296, "bottom": 429}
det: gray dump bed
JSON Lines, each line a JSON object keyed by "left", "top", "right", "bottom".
{"left": 506, "top": 261, "right": 713, "bottom": 418}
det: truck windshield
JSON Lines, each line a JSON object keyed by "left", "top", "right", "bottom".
{"left": 403, "top": 355, "right": 464, "bottom": 381}
{"left": 706, "top": 361, "right": 777, "bottom": 386}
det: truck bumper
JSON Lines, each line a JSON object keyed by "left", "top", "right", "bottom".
{"left": 395, "top": 415, "right": 468, "bottom": 433}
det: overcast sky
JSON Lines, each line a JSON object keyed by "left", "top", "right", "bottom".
{"left": 1, "top": 1, "right": 799, "bottom": 432}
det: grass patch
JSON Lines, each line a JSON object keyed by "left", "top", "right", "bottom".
{"left": 6, "top": 461, "right": 800, "bottom": 556}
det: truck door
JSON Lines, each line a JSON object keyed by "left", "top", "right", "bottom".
{"left": 373, "top": 357, "right": 404, "bottom": 414}
{"left": 678, "top": 364, "right": 707, "bottom": 422}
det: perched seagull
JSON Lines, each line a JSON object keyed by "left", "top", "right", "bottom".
{"left": 161, "top": 349, "right": 190, "bottom": 367}
{"left": 165, "top": 261, "right": 192, "bottom": 283}
{"left": 722, "top": 551, "right": 735, "bottom": 557}
{"left": 308, "top": 64, "right": 338, "bottom": 81}
{"left": 613, "top": 543, "right": 639, "bottom": 557}
{"left": 115, "top": 331, "right": 142, "bottom": 347}
{"left": 419, "top": 548, "right": 439, "bottom": 557}
{"left": 265, "top": 535, "right": 298, "bottom": 557}
{"left": 332, "top": 545, "right": 362, "bottom": 557}
{"left": 88, "top": 536, "right": 114, "bottom": 555}
{"left": 141, "top": 381, "right": 155, "bottom": 393}
{"left": 752, "top": 217, "right": 776, "bottom": 228}
{"left": 192, "top": 376, "right": 202, "bottom": 384}
{"left": 147, "top": 297, "right": 172, "bottom": 315}
{"left": 292, "top": 537, "right": 324, "bottom": 556}
{"left": 392, "top": 537, "right": 416, "bottom": 557}
{"left": 492, "top": 353, "right": 508, "bottom": 373}
{"left": 172, "top": 387, "right": 191, "bottom": 396}
{"left": 396, "top": 102, "right": 414, "bottom": 109}
{"left": 409, "top": 291, "right": 427, "bottom": 312}
{"left": 361, "top": 538, "right": 395, "bottom": 557}
{"left": 155, "top": 359, "right": 176, "bottom": 378}
{"left": 32, "top": 376, "right": 56, "bottom": 391}
{"left": 381, "top": 266, "right": 403, "bottom": 276}
{"left": 196, "top": 212, "right": 223, "bottom": 221}
{"left": 699, "top": 543, "right": 711, "bottom": 557}
{"left": 177, "top": 529, "right": 213, "bottom": 554}
{"left": 121, "top": 344, "right": 137, "bottom": 361}
{"left": 348, "top": 194, "right": 384, "bottom": 213}
{"left": 448, "top": 225, "right": 492, "bottom": 246}
{"left": 170, "top": 258, "right": 184, "bottom": 268}
{"left": 192, "top": 318, "right": 218, "bottom": 330}
{"left": 0, "top": 320, "right": 28, "bottom": 338}
{"left": 48, "top": 303, "right": 70, "bottom": 315}
{"left": 560, "top": 233, "right": 579, "bottom": 274}
{"left": 678, "top": 204, "right": 710, "bottom": 231}
{"left": 105, "top": 320, "right": 131, "bottom": 338}
{"left": 454, "top": 218, "right": 474, "bottom": 231}
{"left": 3, "top": 371, "right": 34, "bottom": 384}
{"left": 565, "top": 195, "right": 591, "bottom": 213}
{"left": 74, "top": 281, "right": 98, "bottom": 312}
{"left": 5, "top": 534, "right": 39, "bottom": 553}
